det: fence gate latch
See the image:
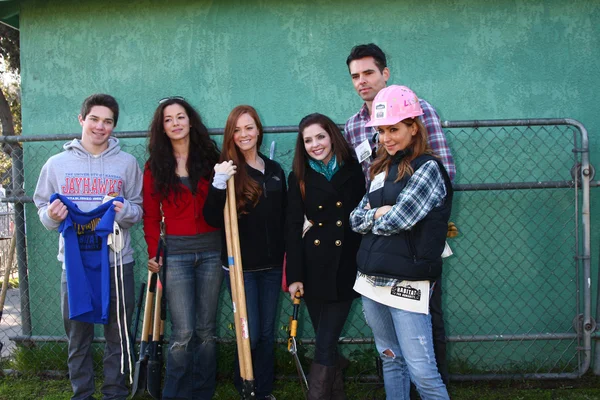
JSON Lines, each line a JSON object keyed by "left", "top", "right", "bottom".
{"left": 572, "top": 314, "right": 597, "bottom": 334}
{"left": 571, "top": 163, "right": 595, "bottom": 181}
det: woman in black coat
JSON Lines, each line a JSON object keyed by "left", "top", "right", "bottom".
{"left": 286, "top": 113, "right": 365, "bottom": 400}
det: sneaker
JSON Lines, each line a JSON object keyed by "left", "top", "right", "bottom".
{"left": 264, "top": 395, "right": 276, "bottom": 400}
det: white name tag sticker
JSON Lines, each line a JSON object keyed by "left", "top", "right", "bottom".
{"left": 369, "top": 171, "right": 386, "bottom": 193}
{"left": 355, "top": 140, "right": 372, "bottom": 164}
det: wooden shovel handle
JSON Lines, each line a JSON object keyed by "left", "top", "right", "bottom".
{"left": 152, "top": 279, "right": 163, "bottom": 340}
{"left": 140, "top": 271, "right": 156, "bottom": 342}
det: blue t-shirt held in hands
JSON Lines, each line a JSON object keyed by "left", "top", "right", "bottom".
{"left": 52, "top": 193, "right": 123, "bottom": 324}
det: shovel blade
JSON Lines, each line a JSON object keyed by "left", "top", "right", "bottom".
{"left": 131, "top": 358, "right": 147, "bottom": 398}
{"left": 146, "top": 359, "right": 163, "bottom": 399}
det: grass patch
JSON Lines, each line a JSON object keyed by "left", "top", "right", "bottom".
{"left": 0, "top": 374, "right": 599, "bottom": 400}
{"left": 4, "top": 342, "right": 599, "bottom": 399}
{"left": 11, "top": 342, "right": 102, "bottom": 374}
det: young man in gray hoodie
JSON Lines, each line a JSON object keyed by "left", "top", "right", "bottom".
{"left": 33, "top": 94, "right": 143, "bottom": 400}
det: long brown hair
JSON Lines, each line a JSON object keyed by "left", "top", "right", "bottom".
{"left": 369, "top": 118, "right": 433, "bottom": 182}
{"left": 221, "top": 105, "right": 264, "bottom": 213}
{"left": 292, "top": 113, "right": 353, "bottom": 198}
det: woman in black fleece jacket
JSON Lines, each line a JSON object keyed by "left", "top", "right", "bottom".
{"left": 203, "top": 105, "right": 286, "bottom": 400}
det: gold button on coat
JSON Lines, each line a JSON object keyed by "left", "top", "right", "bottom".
{"left": 314, "top": 239, "right": 321, "bottom": 246}
{"left": 335, "top": 240, "right": 342, "bottom": 246}
{"left": 318, "top": 222, "right": 323, "bottom": 227}
{"left": 336, "top": 201, "right": 342, "bottom": 208}
{"left": 336, "top": 220, "right": 342, "bottom": 227}
{"left": 318, "top": 205, "right": 323, "bottom": 210}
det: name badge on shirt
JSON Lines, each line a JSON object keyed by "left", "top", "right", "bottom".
{"left": 355, "top": 140, "right": 372, "bottom": 164}
{"left": 369, "top": 171, "right": 386, "bottom": 193}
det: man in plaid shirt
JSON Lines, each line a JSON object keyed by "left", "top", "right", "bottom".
{"left": 344, "top": 43, "right": 453, "bottom": 389}
{"left": 344, "top": 44, "right": 456, "bottom": 182}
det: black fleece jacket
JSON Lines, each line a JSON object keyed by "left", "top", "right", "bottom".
{"left": 203, "top": 153, "right": 287, "bottom": 272}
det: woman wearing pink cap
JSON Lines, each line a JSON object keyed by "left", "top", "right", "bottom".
{"left": 350, "top": 85, "right": 452, "bottom": 399}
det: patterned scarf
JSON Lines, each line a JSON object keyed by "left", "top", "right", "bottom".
{"left": 308, "top": 154, "right": 341, "bottom": 181}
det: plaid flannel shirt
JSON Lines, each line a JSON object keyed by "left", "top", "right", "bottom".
{"left": 344, "top": 99, "right": 456, "bottom": 183}
{"left": 349, "top": 160, "right": 446, "bottom": 286}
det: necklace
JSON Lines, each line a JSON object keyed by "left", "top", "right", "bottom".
{"left": 249, "top": 156, "right": 264, "bottom": 171}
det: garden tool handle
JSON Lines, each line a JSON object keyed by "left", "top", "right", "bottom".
{"left": 292, "top": 290, "right": 301, "bottom": 320}
{"left": 141, "top": 272, "right": 156, "bottom": 342}
{"left": 288, "top": 290, "right": 302, "bottom": 350}
{"left": 152, "top": 279, "right": 163, "bottom": 340}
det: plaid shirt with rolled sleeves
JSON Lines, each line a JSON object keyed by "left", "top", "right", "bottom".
{"left": 344, "top": 99, "right": 456, "bottom": 183}
{"left": 349, "top": 160, "right": 447, "bottom": 287}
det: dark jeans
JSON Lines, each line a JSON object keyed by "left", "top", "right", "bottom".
{"left": 304, "top": 297, "right": 354, "bottom": 366}
{"left": 61, "top": 263, "right": 134, "bottom": 400}
{"left": 226, "top": 267, "right": 282, "bottom": 398}
{"left": 430, "top": 280, "right": 448, "bottom": 385}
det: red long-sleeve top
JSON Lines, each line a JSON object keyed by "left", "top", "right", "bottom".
{"left": 143, "top": 166, "right": 219, "bottom": 259}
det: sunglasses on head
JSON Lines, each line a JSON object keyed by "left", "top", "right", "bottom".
{"left": 158, "top": 96, "right": 185, "bottom": 104}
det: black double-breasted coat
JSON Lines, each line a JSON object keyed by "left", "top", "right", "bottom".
{"left": 285, "top": 159, "right": 365, "bottom": 302}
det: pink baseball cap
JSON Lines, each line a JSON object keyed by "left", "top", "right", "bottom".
{"left": 365, "top": 85, "right": 424, "bottom": 127}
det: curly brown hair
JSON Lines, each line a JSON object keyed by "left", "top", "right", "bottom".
{"left": 146, "top": 98, "right": 219, "bottom": 200}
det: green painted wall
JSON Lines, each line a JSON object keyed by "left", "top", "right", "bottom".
{"left": 17, "top": 0, "right": 600, "bottom": 373}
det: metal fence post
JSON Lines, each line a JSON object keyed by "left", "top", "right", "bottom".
{"left": 11, "top": 144, "right": 31, "bottom": 337}
{"left": 569, "top": 119, "right": 592, "bottom": 376}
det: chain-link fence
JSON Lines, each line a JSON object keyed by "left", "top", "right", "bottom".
{"left": 0, "top": 118, "right": 596, "bottom": 386}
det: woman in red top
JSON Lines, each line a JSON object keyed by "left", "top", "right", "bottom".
{"left": 143, "top": 97, "right": 221, "bottom": 400}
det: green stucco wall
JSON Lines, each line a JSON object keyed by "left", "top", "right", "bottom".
{"left": 17, "top": 0, "right": 600, "bottom": 373}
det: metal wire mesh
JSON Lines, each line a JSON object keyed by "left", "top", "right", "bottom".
{"left": 0, "top": 119, "right": 593, "bottom": 387}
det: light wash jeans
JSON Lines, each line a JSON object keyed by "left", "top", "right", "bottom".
{"left": 362, "top": 295, "right": 449, "bottom": 400}
{"left": 61, "top": 262, "right": 135, "bottom": 400}
{"left": 162, "top": 251, "right": 223, "bottom": 400}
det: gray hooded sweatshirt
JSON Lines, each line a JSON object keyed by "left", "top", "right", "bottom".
{"left": 33, "top": 137, "right": 143, "bottom": 267}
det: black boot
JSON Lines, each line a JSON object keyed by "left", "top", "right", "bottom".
{"left": 307, "top": 363, "right": 336, "bottom": 400}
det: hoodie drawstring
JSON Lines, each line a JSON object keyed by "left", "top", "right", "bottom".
{"left": 112, "top": 222, "right": 133, "bottom": 384}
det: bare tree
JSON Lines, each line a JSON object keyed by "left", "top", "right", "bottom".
{"left": 0, "top": 23, "right": 20, "bottom": 187}
{"left": 0, "top": 23, "right": 20, "bottom": 154}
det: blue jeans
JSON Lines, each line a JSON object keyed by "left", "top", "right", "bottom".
{"left": 362, "top": 296, "right": 449, "bottom": 400}
{"left": 61, "top": 263, "right": 135, "bottom": 400}
{"left": 162, "top": 251, "right": 223, "bottom": 400}
{"left": 226, "top": 267, "right": 282, "bottom": 399}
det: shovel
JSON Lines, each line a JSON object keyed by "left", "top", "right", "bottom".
{"left": 131, "top": 269, "right": 158, "bottom": 398}
{"left": 130, "top": 282, "right": 146, "bottom": 366}
{"left": 147, "top": 240, "right": 167, "bottom": 399}
{"left": 147, "top": 276, "right": 165, "bottom": 399}
{"left": 224, "top": 177, "right": 255, "bottom": 399}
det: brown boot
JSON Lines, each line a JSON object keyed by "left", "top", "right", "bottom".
{"left": 330, "top": 366, "right": 347, "bottom": 400}
{"left": 337, "top": 354, "right": 351, "bottom": 371}
{"left": 307, "top": 363, "right": 336, "bottom": 400}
